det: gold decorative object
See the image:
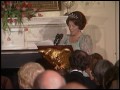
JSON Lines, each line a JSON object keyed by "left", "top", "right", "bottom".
{"left": 39, "top": 48, "right": 71, "bottom": 70}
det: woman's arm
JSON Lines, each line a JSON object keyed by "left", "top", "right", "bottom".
{"left": 80, "top": 35, "right": 93, "bottom": 55}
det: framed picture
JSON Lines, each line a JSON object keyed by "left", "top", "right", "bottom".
{"left": 28, "top": 1, "right": 61, "bottom": 11}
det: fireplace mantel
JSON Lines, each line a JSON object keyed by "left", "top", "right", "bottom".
{"left": 23, "top": 16, "right": 68, "bottom": 25}
{"left": 1, "top": 16, "right": 68, "bottom": 50}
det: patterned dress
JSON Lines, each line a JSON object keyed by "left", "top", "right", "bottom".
{"left": 61, "top": 33, "right": 93, "bottom": 55}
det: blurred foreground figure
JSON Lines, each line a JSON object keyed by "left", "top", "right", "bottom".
{"left": 33, "top": 70, "right": 66, "bottom": 89}
{"left": 60, "top": 82, "right": 88, "bottom": 89}
{"left": 93, "top": 60, "right": 113, "bottom": 89}
{"left": 18, "top": 62, "right": 45, "bottom": 89}
{"left": 1, "top": 76, "right": 13, "bottom": 89}
{"left": 103, "top": 60, "right": 119, "bottom": 89}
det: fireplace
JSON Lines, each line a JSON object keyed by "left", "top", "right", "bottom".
{"left": 1, "top": 16, "right": 68, "bottom": 88}
{"left": 1, "top": 16, "right": 68, "bottom": 50}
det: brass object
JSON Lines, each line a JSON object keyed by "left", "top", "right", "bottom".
{"left": 39, "top": 48, "right": 71, "bottom": 70}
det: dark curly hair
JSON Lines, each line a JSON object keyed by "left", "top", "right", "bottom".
{"left": 66, "top": 11, "right": 87, "bottom": 30}
{"left": 69, "top": 50, "right": 90, "bottom": 71}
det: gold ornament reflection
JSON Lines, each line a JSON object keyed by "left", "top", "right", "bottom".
{"left": 39, "top": 48, "right": 71, "bottom": 70}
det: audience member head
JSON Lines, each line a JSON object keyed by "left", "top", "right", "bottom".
{"left": 69, "top": 50, "right": 90, "bottom": 71}
{"left": 93, "top": 60, "right": 113, "bottom": 86}
{"left": 33, "top": 70, "right": 66, "bottom": 89}
{"left": 103, "top": 65, "right": 119, "bottom": 89}
{"left": 103, "top": 60, "right": 119, "bottom": 89}
{"left": 90, "top": 53, "right": 103, "bottom": 71}
{"left": 18, "top": 62, "right": 45, "bottom": 89}
{"left": 60, "top": 82, "right": 88, "bottom": 89}
{"left": 85, "top": 53, "right": 103, "bottom": 80}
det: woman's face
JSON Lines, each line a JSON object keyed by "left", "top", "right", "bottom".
{"left": 68, "top": 21, "right": 80, "bottom": 36}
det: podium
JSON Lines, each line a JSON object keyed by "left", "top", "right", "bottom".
{"left": 37, "top": 45, "right": 73, "bottom": 70}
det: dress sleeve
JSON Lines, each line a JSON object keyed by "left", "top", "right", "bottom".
{"left": 80, "top": 35, "right": 93, "bottom": 55}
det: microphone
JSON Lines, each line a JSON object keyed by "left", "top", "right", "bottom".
{"left": 54, "top": 34, "right": 63, "bottom": 45}
{"left": 57, "top": 34, "right": 63, "bottom": 45}
{"left": 54, "top": 34, "right": 59, "bottom": 45}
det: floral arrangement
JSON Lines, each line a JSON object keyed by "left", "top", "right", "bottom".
{"left": 1, "top": 1, "right": 39, "bottom": 32}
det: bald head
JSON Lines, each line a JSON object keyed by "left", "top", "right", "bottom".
{"left": 61, "top": 82, "right": 88, "bottom": 89}
{"left": 33, "top": 70, "right": 66, "bottom": 89}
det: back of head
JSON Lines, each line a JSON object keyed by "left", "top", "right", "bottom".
{"left": 91, "top": 53, "right": 103, "bottom": 60}
{"left": 103, "top": 66, "right": 119, "bottom": 89}
{"left": 69, "top": 50, "right": 89, "bottom": 71}
{"left": 60, "top": 82, "right": 88, "bottom": 89}
{"left": 93, "top": 60, "right": 113, "bottom": 85}
{"left": 103, "top": 60, "right": 119, "bottom": 89}
{"left": 90, "top": 53, "right": 103, "bottom": 71}
{"left": 18, "top": 62, "right": 45, "bottom": 89}
{"left": 66, "top": 11, "right": 87, "bottom": 30}
{"left": 33, "top": 70, "right": 66, "bottom": 89}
